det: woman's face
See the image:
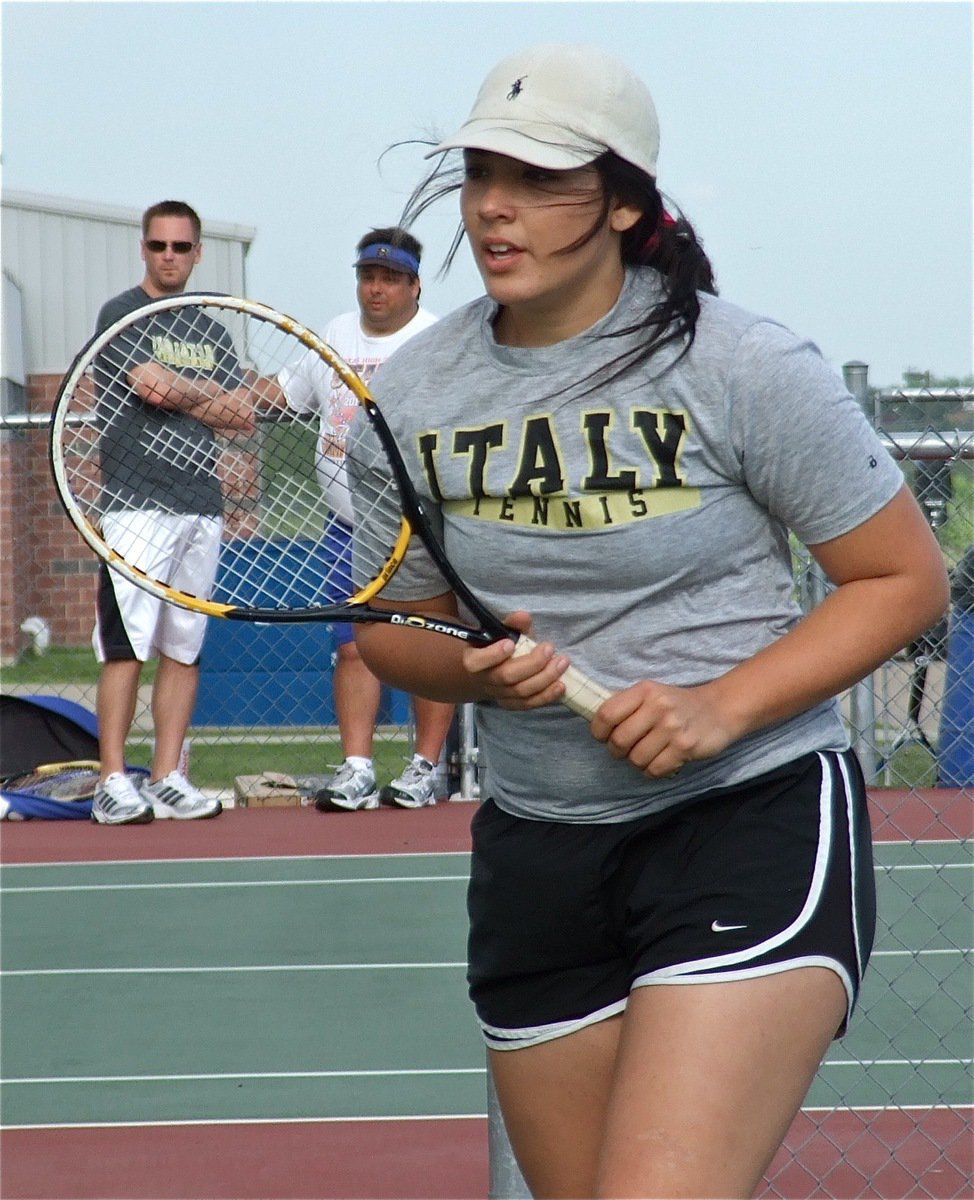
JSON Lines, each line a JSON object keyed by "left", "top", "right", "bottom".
{"left": 460, "top": 150, "right": 641, "bottom": 346}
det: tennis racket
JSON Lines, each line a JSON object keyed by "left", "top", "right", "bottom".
{"left": 50, "top": 293, "right": 610, "bottom": 719}
{"left": 0, "top": 762, "right": 151, "bottom": 821}
{"left": 1, "top": 761, "right": 102, "bottom": 801}
{"left": 1, "top": 762, "right": 146, "bottom": 802}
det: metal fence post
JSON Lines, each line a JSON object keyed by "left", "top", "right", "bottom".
{"left": 841, "top": 361, "right": 880, "bottom": 778}
{"left": 487, "top": 1055, "right": 530, "bottom": 1199}
{"left": 842, "top": 359, "right": 875, "bottom": 422}
{"left": 451, "top": 702, "right": 480, "bottom": 801}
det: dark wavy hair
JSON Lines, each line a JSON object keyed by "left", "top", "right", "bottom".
{"left": 397, "top": 146, "right": 716, "bottom": 393}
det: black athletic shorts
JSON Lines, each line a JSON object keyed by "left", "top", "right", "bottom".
{"left": 467, "top": 749, "right": 875, "bottom": 1050}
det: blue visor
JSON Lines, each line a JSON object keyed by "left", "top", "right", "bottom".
{"left": 353, "top": 243, "right": 420, "bottom": 275}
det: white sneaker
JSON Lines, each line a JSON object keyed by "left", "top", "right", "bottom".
{"left": 91, "top": 772, "right": 154, "bottom": 825}
{"left": 314, "top": 761, "right": 379, "bottom": 812}
{"left": 141, "top": 771, "right": 222, "bottom": 820}
{"left": 382, "top": 756, "right": 438, "bottom": 809}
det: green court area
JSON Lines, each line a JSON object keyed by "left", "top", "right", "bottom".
{"left": 1, "top": 843, "right": 971, "bottom": 1129}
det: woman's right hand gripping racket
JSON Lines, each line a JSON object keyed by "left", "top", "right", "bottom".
{"left": 49, "top": 293, "right": 611, "bottom": 720}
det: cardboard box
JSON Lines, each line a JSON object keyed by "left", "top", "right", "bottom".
{"left": 234, "top": 772, "right": 303, "bottom": 808}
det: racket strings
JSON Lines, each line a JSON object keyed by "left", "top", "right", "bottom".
{"left": 56, "top": 299, "right": 409, "bottom": 615}
{"left": 138, "top": 418, "right": 220, "bottom": 476}
{"left": 344, "top": 435, "right": 410, "bottom": 583}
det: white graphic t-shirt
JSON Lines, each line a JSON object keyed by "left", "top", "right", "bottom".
{"left": 278, "top": 307, "right": 437, "bottom": 523}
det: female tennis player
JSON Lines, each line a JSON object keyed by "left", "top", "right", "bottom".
{"left": 353, "top": 44, "right": 949, "bottom": 1198}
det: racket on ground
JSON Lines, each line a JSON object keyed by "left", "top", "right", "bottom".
{"left": 0, "top": 762, "right": 146, "bottom": 800}
{"left": 0, "top": 761, "right": 104, "bottom": 801}
{"left": 0, "top": 763, "right": 151, "bottom": 820}
{"left": 50, "top": 293, "right": 610, "bottom": 719}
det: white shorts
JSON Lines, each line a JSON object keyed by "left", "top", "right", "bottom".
{"left": 93, "top": 510, "right": 222, "bottom": 664}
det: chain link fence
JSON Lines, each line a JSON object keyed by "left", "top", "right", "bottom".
{"left": 768, "top": 386, "right": 974, "bottom": 1199}
{"left": 1, "top": 382, "right": 972, "bottom": 1196}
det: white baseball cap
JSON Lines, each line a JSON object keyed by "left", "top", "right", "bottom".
{"left": 427, "top": 44, "right": 660, "bottom": 177}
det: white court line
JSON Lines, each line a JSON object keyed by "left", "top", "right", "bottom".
{"left": 3, "top": 859, "right": 969, "bottom": 895}
{"left": 6, "top": 1067, "right": 486, "bottom": 1085}
{"left": 872, "top": 948, "right": 971, "bottom": 957}
{"left": 0, "top": 850, "right": 471, "bottom": 871}
{"left": 0, "top": 874, "right": 470, "bottom": 894}
{"left": 824, "top": 1058, "right": 974, "bottom": 1068}
{"left": 3, "top": 1104, "right": 970, "bottom": 1133}
{"left": 1, "top": 1113, "right": 489, "bottom": 1130}
{"left": 2, "top": 837, "right": 968, "bottom": 872}
{"left": 1, "top": 961, "right": 466, "bottom": 977}
{"left": 0, "top": 838, "right": 967, "bottom": 883}
{"left": 2, "top": 947, "right": 968, "bottom": 979}
{"left": 5, "top": 1061, "right": 970, "bottom": 1088}
{"left": 874, "top": 862, "right": 972, "bottom": 871}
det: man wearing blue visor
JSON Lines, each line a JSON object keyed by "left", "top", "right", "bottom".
{"left": 280, "top": 227, "right": 455, "bottom": 811}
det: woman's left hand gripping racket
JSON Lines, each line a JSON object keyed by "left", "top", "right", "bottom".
{"left": 50, "top": 293, "right": 611, "bottom": 719}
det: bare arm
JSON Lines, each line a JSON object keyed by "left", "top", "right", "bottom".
{"left": 127, "top": 362, "right": 257, "bottom": 435}
{"left": 358, "top": 486, "right": 950, "bottom": 777}
{"left": 584, "top": 484, "right": 949, "bottom": 776}
{"left": 251, "top": 371, "right": 289, "bottom": 413}
{"left": 355, "top": 592, "right": 491, "bottom": 704}
{"left": 714, "top": 484, "right": 948, "bottom": 732}
{"left": 448, "top": 485, "right": 950, "bottom": 777}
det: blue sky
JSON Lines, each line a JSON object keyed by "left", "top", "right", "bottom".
{"left": 2, "top": 0, "right": 971, "bottom": 386}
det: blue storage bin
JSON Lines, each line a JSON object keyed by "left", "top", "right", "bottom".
{"left": 195, "top": 666, "right": 411, "bottom": 728}
{"left": 201, "top": 619, "right": 332, "bottom": 675}
{"left": 213, "top": 532, "right": 350, "bottom": 609}
{"left": 938, "top": 610, "right": 974, "bottom": 786}
{"left": 195, "top": 670, "right": 333, "bottom": 726}
{"left": 193, "top": 536, "right": 411, "bottom": 728}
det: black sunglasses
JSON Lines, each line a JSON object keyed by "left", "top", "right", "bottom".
{"left": 144, "top": 240, "right": 197, "bottom": 254}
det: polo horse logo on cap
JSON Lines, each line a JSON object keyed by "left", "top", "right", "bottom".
{"left": 507, "top": 76, "right": 526, "bottom": 100}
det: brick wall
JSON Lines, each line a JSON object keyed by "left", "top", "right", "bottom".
{"left": 0, "top": 373, "right": 99, "bottom": 663}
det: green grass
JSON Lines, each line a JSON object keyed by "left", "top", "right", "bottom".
{"left": 0, "top": 647, "right": 411, "bottom": 793}
{"left": 1, "top": 645, "right": 415, "bottom": 794}
{"left": 123, "top": 736, "right": 410, "bottom": 794}
{"left": 874, "top": 742, "right": 939, "bottom": 789}
{"left": 3, "top": 632, "right": 960, "bottom": 795}
{"left": 1, "top": 647, "right": 144, "bottom": 687}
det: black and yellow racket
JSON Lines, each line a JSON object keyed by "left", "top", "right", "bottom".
{"left": 50, "top": 294, "right": 609, "bottom": 719}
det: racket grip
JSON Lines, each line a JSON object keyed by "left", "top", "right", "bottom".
{"left": 512, "top": 635, "right": 613, "bottom": 721}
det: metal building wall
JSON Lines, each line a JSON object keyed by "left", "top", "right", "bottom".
{"left": 1, "top": 190, "right": 255, "bottom": 375}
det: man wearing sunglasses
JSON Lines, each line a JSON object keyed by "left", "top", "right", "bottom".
{"left": 90, "top": 200, "right": 254, "bottom": 825}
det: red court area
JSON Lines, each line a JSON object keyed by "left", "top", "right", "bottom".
{"left": 0, "top": 1119, "right": 487, "bottom": 1200}
{"left": 0, "top": 798, "right": 479, "bottom": 865}
{"left": 1, "top": 791, "right": 970, "bottom": 1199}
{"left": 2, "top": 788, "right": 969, "bottom": 869}
{"left": 2, "top": 804, "right": 487, "bottom": 1200}
{"left": 866, "top": 787, "right": 973, "bottom": 842}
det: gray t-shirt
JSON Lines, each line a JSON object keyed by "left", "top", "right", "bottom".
{"left": 95, "top": 287, "right": 245, "bottom": 516}
{"left": 364, "top": 269, "right": 904, "bottom": 823}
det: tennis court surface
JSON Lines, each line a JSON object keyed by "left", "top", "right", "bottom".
{"left": 1, "top": 793, "right": 971, "bottom": 1199}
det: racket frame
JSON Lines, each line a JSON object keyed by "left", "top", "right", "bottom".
{"left": 49, "top": 294, "right": 492, "bottom": 636}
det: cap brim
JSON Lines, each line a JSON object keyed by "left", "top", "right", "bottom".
{"left": 425, "top": 120, "right": 601, "bottom": 170}
{"left": 353, "top": 256, "right": 413, "bottom": 273}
